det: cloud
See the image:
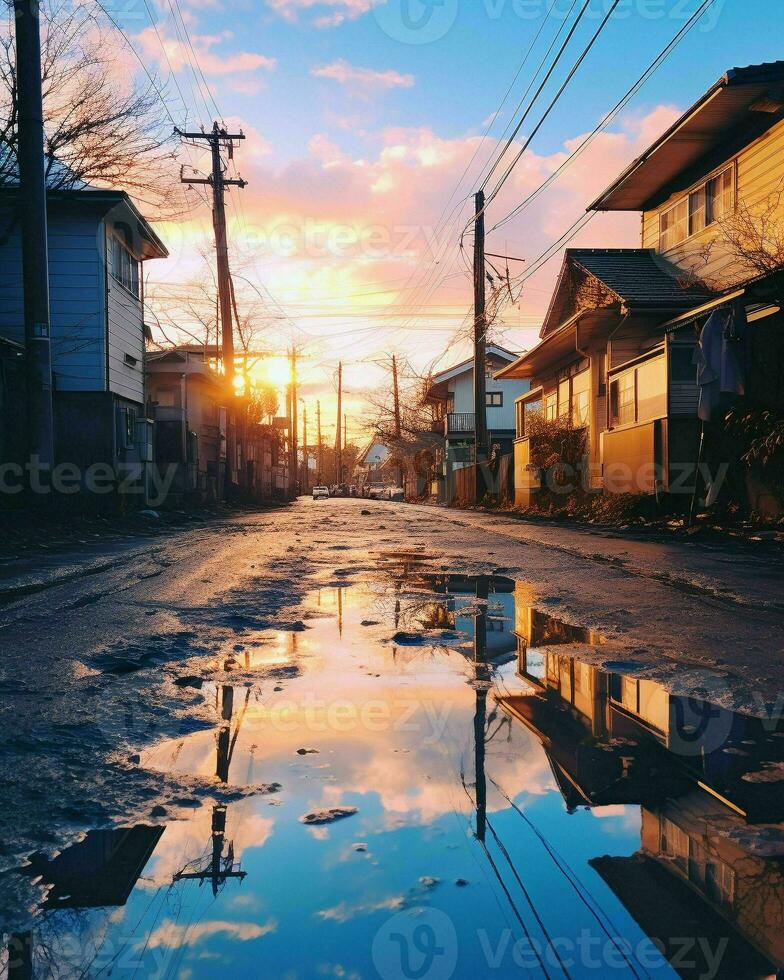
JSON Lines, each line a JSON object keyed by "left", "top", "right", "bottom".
{"left": 266, "top": 0, "right": 380, "bottom": 27}
{"left": 136, "top": 27, "right": 276, "bottom": 78}
{"left": 148, "top": 104, "right": 682, "bottom": 379}
{"left": 311, "top": 59, "right": 414, "bottom": 90}
{"left": 147, "top": 918, "right": 277, "bottom": 949}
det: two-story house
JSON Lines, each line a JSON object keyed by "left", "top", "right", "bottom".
{"left": 424, "top": 344, "right": 529, "bottom": 502}
{"left": 499, "top": 62, "right": 784, "bottom": 508}
{"left": 0, "top": 186, "right": 168, "bottom": 497}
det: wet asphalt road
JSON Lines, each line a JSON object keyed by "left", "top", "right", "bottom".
{"left": 1, "top": 497, "right": 783, "bottom": 944}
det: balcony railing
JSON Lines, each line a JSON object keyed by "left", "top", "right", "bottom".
{"left": 446, "top": 412, "right": 475, "bottom": 435}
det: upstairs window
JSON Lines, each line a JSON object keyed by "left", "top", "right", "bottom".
{"left": 659, "top": 164, "right": 735, "bottom": 252}
{"left": 109, "top": 232, "right": 140, "bottom": 297}
{"left": 486, "top": 392, "right": 503, "bottom": 407}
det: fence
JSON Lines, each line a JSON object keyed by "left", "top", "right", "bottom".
{"left": 452, "top": 453, "right": 514, "bottom": 507}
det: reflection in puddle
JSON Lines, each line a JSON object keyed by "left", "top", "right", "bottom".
{"left": 5, "top": 574, "right": 784, "bottom": 978}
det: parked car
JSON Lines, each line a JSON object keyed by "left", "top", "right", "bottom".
{"left": 312, "top": 486, "right": 330, "bottom": 500}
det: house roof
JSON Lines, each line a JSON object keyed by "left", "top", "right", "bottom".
{"left": 0, "top": 186, "right": 168, "bottom": 260}
{"left": 496, "top": 249, "right": 711, "bottom": 381}
{"left": 569, "top": 248, "right": 711, "bottom": 309}
{"left": 590, "top": 61, "right": 784, "bottom": 211}
{"left": 426, "top": 344, "right": 520, "bottom": 399}
{"left": 541, "top": 249, "right": 711, "bottom": 338}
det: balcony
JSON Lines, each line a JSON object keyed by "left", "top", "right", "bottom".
{"left": 446, "top": 412, "right": 475, "bottom": 436}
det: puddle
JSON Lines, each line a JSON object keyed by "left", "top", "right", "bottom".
{"left": 4, "top": 574, "right": 784, "bottom": 977}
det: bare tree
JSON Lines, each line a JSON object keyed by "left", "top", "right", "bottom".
{"left": 691, "top": 179, "right": 784, "bottom": 305}
{"left": 0, "top": 0, "right": 183, "bottom": 215}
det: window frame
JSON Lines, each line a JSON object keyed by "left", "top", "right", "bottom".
{"left": 486, "top": 391, "right": 504, "bottom": 408}
{"left": 658, "top": 162, "right": 736, "bottom": 252}
{"left": 108, "top": 230, "right": 141, "bottom": 299}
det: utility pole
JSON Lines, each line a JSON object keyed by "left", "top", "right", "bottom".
{"left": 177, "top": 123, "right": 246, "bottom": 491}
{"left": 473, "top": 191, "right": 488, "bottom": 467}
{"left": 335, "top": 362, "right": 343, "bottom": 485}
{"left": 391, "top": 354, "right": 403, "bottom": 489}
{"left": 316, "top": 400, "right": 323, "bottom": 485}
{"left": 301, "top": 401, "right": 308, "bottom": 493}
{"left": 14, "top": 0, "right": 54, "bottom": 480}
{"left": 177, "top": 123, "right": 246, "bottom": 381}
{"left": 289, "top": 348, "right": 298, "bottom": 497}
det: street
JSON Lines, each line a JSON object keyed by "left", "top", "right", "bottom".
{"left": 2, "top": 500, "right": 784, "bottom": 977}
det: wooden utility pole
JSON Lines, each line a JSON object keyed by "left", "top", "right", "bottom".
{"left": 335, "top": 362, "right": 343, "bottom": 485}
{"left": 473, "top": 191, "right": 488, "bottom": 465}
{"left": 316, "top": 400, "right": 323, "bottom": 485}
{"left": 14, "top": 0, "right": 54, "bottom": 479}
{"left": 289, "top": 348, "right": 298, "bottom": 496}
{"left": 391, "top": 354, "right": 403, "bottom": 489}
{"left": 177, "top": 123, "right": 246, "bottom": 381}
{"left": 301, "top": 402, "right": 308, "bottom": 493}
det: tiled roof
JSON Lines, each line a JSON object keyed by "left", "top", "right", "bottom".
{"left": 568, "top": 249, "right": 713, "bottom": 308}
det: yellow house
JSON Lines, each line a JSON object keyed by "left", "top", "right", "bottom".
{"left": 499, "top": 62, "right": 784, "bottom": 507}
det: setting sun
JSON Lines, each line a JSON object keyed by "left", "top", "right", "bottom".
{"left": 256, "top": 356, "right": 291, "bottom": 389}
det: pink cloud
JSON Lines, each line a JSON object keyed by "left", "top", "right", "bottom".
{"left": 311, "top": 59, "right": 414, "bottom": 90}
{"left": 136, "top": 27, "right": 276, "bottom": 78}
{"left": 150, "top": 105, "right": 684, "bottom": 376}
{"left": 266, "top": 0, "right": 379, "bottom": 26}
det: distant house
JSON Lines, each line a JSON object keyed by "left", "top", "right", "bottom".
{"left": 146, "top": 349, "right": 229, "bottom": 504}
{"left": 356, "top": 441, "right": 394, "bottom": 487}
{"left": 0, "top": 187, "right": 168, "bottom": 499}
{"left": 424, "top": 344, "right": 529, "bottom": 502}
{"left": 147, "top": 348, "right": 285, "bottom": 506}
{"left": 500, "top": 62, "right": 784, "bottom": 508}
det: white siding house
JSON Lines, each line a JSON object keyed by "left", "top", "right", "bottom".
{"left": 0, "top": 187, "right": 167, "bottom": 496}
{"left": 425, "top": 345, "right": 530, "bottom": 501}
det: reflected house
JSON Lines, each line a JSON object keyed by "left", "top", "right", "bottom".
{"left": 24, "top": 826, "right": 164, "bottom": 910}
{"left": 404, "top": 573, "right": 518, "bottom": 663}
{"left": 593, "top": 793, "right": 784, "bottom": 978}
{"left": 498, "top": 600, "right": 784, "bottom": 976}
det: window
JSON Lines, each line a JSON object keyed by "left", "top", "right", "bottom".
{"left": 706, "top": 168, "right": 734, "bottom": 224}
{"left": 689, "top": 187, "right": 706, "bottom": 236}
{"left": 659, "top": 165, "right": 735, "bottom": 251}
{"left": 109, "top": 232, "right": 140, "bottom": 297}
{"left": 609, "top": 357, "right": 666, "bottom": 427}
{"left": 571, "top": 388, "right": 590, "bottom": 427}
{"left": 517, "top": 398, "right": 541, "bottom": 438}
{"left": 544, "top": 391, "right": 557, "bottom": 421}
{"left": 486, "top": 392, "right": 503, "bottom": 407}
{"left": 610, "top": 372, "right": 636, "bottom": 427}
{"left": 558, "top": 379, "right": 570, "bottom": 418}
{"left": 660, "top": 199, "right": 688, "bottom": 250}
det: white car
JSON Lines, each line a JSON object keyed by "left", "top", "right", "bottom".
{"left": 312, "top": 486, "right": 330, "bottom": 500}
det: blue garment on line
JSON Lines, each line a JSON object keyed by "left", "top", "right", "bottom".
{"left": 694, "top": 301, "right": 747, "bottom": 422}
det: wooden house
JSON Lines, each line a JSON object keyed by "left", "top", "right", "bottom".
{"left": 499, "top": 62, "right": 784, "bottom": 507}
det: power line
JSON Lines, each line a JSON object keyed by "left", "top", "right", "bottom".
{"left": 490, "top": 0, "right": 719, "bottom": 232}
{"left": 486, "top": 0, "right": 623, "bottom": 208}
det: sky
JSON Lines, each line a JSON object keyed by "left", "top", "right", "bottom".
{"left": 118, "top": 0, "right": 784, "bottom": 446}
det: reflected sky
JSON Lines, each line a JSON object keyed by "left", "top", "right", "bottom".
{"left": 8, "top": 572, "right": 784, "bottom": 978}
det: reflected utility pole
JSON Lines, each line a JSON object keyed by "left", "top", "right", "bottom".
{"left": 473, "top": 575, "right": 489, "bottom": 843}
{"left": 173, "top": 684, "right": 250, "bottom": 896}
